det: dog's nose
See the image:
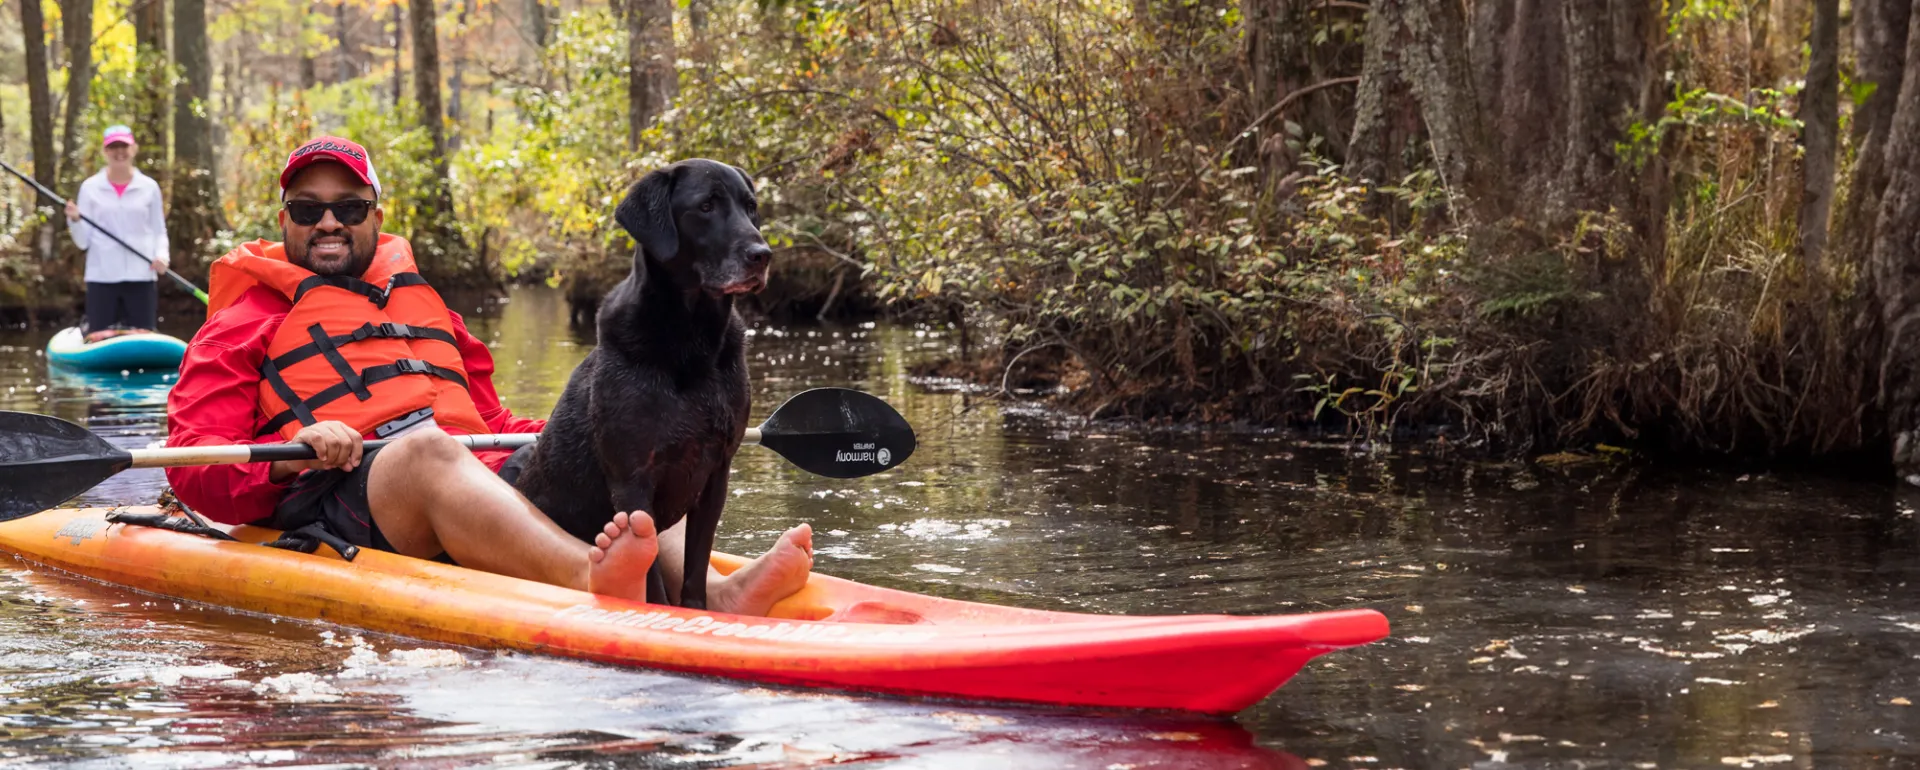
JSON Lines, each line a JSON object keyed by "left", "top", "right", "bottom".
{"left": 742, "top": 243, "right": 772, "bottom": 267}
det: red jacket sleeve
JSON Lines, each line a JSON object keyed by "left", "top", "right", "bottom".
{"left": 164, "top": 300, "right": 290, "bottom": 525}
{"left": 449, "top": 311, "right": 545, "bottom": 472}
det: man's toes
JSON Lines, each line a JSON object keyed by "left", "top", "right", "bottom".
{"left": 785, "top": 524, "right": 814, "bottom": 554}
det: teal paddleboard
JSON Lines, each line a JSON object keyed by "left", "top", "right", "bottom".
{"left": 45, "top": 327, "right": 188, "bottom": 371}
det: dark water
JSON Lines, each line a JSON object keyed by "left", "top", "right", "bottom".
{"left": 0, "top": 286, "right": 1916, "bottom": 769}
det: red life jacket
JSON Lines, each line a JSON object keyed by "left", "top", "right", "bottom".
{"left": 207, "top": 235, "right": 489, "bottom": 441}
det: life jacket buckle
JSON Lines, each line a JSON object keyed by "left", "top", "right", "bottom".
{"left": 379, "top": 322, "right": 412, "bottom": 338}
{"left": 394, "top": 358, "right": 430, "bottom": 375}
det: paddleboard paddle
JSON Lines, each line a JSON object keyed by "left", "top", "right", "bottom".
{"left": 0, "top": 159, "right": 210, "bottom": 304}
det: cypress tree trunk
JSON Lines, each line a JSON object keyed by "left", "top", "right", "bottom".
{"left": 20, "top": 0, "right": 58, "bottom": 265}
{"left": 628, "top": 0, "right": 677, "bottom": 149}
{"left": 1555, "top": 0, "right": 1615, "bottom": 217}
{"left": 337, "top": 0, "right": 357, "bottom": 82}
{"left": 527, "top": 0, "right": 549, "bottom": 51}
{"left": 1839, "top": 0, "right": 1914, "bottom": 263}
{"left": 133, "top": 0, "right": 170, "bottom": 192}
{"left": 170, "top": 0, "right": 227, "bottom": 271}
{"left": 1797, "top": 0, "right": 1839, "bottom": 274}
{"left": 57, "top": 0, "right": 95, "bottom": 191}
{"left": 392, "top": 2, "right": 405, "bottom": 110}
{"left": 411, "top": 0, "right": 471, "bottom": 281}
{"left": 1243, "top": 0, "right": 1316, "bottom": 177}
{"left": 449, "top": 0, "right": 473, "bottom": 149}
{"left": 1868, "top": 1, "right": 1920, "bottom": 484}
{"left": 1348, "top": 0, "right": 1495, "bottom": 220}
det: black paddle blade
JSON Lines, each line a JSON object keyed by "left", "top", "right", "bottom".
{"left": 756, "top": 388, "right": 916, "bottom": 479}
{"left": 0, "top": 411, "right": 133, "bottom": 522}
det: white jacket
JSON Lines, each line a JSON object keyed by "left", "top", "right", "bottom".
{"left": 67, "top": 168, "right": 170, "bottom": 283}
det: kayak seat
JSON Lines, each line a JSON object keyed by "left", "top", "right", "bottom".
{"left": 824, "top": 600, "right": 928, "bottom": 625}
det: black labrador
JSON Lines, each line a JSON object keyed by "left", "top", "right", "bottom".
{"left": 512, "top": 159, "right": 772, "bottom": 609}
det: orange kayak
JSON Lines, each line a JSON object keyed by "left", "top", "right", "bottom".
{"left": 0, "top": 506, "right": 1388, "bottom": 714}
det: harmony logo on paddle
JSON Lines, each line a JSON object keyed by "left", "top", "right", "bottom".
{"left": 836, "top": 442, "right": 892, "bottom": 466}
{"left": 555, "top": 605, "right": 937, "bottom": 644}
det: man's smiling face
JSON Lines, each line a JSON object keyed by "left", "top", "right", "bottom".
{"left": 279, "top": 162, "right": 383, "bottom": 277}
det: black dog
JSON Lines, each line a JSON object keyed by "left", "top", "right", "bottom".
{"left": 513, "top": 159, "right": 771, "bottom": 609}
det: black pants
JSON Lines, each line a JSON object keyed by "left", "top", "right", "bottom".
{"left": 270, "top": 443, "right": 539, "bottom": 553}
{"left": 85, "top": 281, "right": 158, "bottom": 333}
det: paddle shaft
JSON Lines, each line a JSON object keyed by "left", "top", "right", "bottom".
{"left": 0, "top": 160, "right": 210, "bottom": 304}
{"left": 127, "top": 429, "right": 771, "bottom": 469}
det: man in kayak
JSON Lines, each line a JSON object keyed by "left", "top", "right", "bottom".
{"left": 163, "top": 136, "right": 813, "bottom": 613}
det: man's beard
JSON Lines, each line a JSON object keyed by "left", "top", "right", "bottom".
{"left": 287, "top": 228, "right": 374, "bottom": 277}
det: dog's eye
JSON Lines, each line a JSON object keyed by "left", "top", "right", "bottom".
{"left": 700, "top": 198, "right": 715, "bottom": 213}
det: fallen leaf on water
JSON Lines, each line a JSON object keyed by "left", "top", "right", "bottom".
{"left": 1395, "top": 684, "right": 1425, "bottom": 692}
{"left": 1756, "top": 700, "right": 1780, "bottom": 708}
{"left": 1469, "top": 656, "right": 1495, "bottom": 665}
{"left": 1892, "top": 697, "right": 1912, "bottom": 706}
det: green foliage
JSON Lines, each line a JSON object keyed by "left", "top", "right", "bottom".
{"left": 1620, "top": 87, "right": 1801, "bottom": 169}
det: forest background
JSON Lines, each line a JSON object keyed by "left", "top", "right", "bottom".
{"left": 7, "top": 0, "right": 1920, "bottom": 482}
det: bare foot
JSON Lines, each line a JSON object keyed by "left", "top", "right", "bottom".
{"left": 587, "top": 511, "right": 659, "bottom": 602}
{"left": 708, "top": 524, "right": 815, "bottom": 617}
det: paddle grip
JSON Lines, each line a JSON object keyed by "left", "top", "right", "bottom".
{"left": 127, "top": 433, "right": 541, "bottom": 468}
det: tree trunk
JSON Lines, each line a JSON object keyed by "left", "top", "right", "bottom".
{"left": 20, "top": 0, "right": 58, "bottom": 264}
{"left": 1797, "top": 0, "right": 1839, "bottom": 274}
{"left": 1840, "top": 0, "right": 1914, "bottom": 263}
{"left": 57, "top": 0, "right": 94, "bottom": 191}
{"left": 527, "top": 0, "right": 549, "bottom": 50}
{"left": 1556, "top": 0, "right": 1616, "bottom": 217}
{"left": 449, "top": 0, "right": 472, "bottom": 150}
{"left": 133, "top": 0, "right": 171, "bottom": 192}
{"left": 1347, "top": 0, "right": 1495, "bottom": 220}
{"left": 1469, "top": 0, "right": 1514, "bottom": 124}
{"left": 690, "top": 0, "right": 709, "bottom": 35}
{"left": 336, "top": 0, "right": 357, "bottom": 82}
{"left": 1869, "top": 2, "right": 1920, "bottom": 484}
{"left": 410, "top": 0, "right": 470, "bottom": 281}
{"left": 628, "top": 0, "right": 677, "bottom": 149}
{"left": 392, "top": 2, "right": 405, "bottom": 110}
{"left": 170, "top": 0, "right": 227, "bottom": 270}
{"left": 1244, "top": 0, "right": 1328, "bottom": 180}
{"left": 1488, "top": 0, "right": 1566, "bottom": 212}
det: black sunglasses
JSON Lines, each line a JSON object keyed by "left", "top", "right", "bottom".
{"left": 283, "top": 198, "right": 376, "bottom": 227}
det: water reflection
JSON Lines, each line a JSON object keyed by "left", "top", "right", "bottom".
{"left": 0, "top": 287, "right": 1915, "bottom": 767}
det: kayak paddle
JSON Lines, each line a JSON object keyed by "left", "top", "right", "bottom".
{"left": 0, "top": 159, "right": 210, "bottom": 304}
{"left": 0, "top": 386, "right": 915, "bottom": 521}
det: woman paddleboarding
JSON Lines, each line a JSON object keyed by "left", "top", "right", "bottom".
{"left": 65, "top": 124, "right": 170, "bottom": 343}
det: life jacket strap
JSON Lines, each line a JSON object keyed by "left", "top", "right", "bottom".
{"left": 259, "top": 359, "right": 471, "bottom": 437}
{"left": 260, "top": 356, "right": 317, "bottom": 429}
{"left": 263, "top": 321, "right": 459, "bottom": 373}
{"left": 290, "top": 271, "right": 432, "bottom": 309}
{"left": 309, "top": 324, "right": 373, "bottom": 402}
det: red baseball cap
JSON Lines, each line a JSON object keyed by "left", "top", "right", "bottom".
{"left": 279, "top": 136, "right": 383, "bottom": 199}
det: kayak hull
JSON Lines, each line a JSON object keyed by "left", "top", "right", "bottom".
{"left": 45, "top": 327, "right": 187, "bottom": 371}
{"left": 0, "top": 507, "right": 1388, "bottom": 714}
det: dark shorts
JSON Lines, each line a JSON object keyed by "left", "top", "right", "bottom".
{"left": 85, "top": 280, "right": 158, "bottom": 333}
{"left": 269, "top": 443, "right": 538, "bottom": 553}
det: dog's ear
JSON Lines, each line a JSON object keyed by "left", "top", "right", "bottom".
{"left": 730, "top": 164, "right": 755, "bottom": 194}
{"left": 616, "top": 167, "right": 677, "bottom": 262}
